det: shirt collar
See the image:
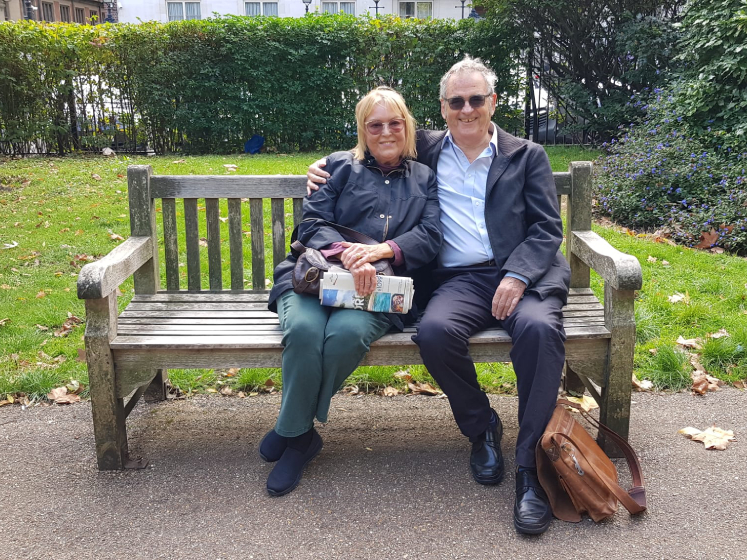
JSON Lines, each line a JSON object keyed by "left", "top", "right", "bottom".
{"left": 442, "top": 123, "right": 499, "bottom": 157}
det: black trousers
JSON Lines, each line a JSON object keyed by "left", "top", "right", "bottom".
{"left": 412, "top": 266, "right": 565, "bottom": 468}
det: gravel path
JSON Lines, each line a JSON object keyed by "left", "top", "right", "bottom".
{"left": 1, "top": 389, "right": 745, "bottom": 560}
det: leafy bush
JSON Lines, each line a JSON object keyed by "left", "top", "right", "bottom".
{"left": 0, "top": 15, "right": 523, "bottom": 155}
{"left": 595, "top": 86, "right": 747, "bottom": 254}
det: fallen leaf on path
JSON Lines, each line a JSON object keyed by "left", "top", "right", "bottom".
{"left": 566, "top": 394, "right": 599, "bottom": 411}
{"left": 343, "top": 385, "right": 359, "bottom": 395}
{"left": 47, "top": 387, "right": 80, "bottom": 404}
{"left": 237, "top": 391, "right": 246, "bottom": 398}
{"left": 407, "top": 381, "right": 441, "bottom": 396}
{"left": 632, "top": 374, "right": 653, "bottom": 392}
{"left": 679, "top": 426, "right": 735, "bottom": 450}
{"left": 382, "top": 386, "right": 399, "bottom": 397}
{"left": 220, "top": 386, "right": 233, "bottom": 396}
{"left": 264, "top": 378, "right": 275, "bottom": 387}
{"left": 205, "top": 388, "right": 218, "bottom": 393}
{"left": 690, "top": 353, "right": 722, "bottom": 394}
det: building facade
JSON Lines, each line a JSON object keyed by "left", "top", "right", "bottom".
{"left": 115, "top": 0, "right": 476, "bottom": 23}
{"left": 2, "top": 0, "right": 115, "bottom": 22}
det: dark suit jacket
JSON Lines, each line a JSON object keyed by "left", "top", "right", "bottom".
{"left": 415, "top": 125, "right": 571, "bottom": 304}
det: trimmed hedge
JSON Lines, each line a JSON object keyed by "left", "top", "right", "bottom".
{"left": 0, "top": 15, "right": 523, "bottom": 154}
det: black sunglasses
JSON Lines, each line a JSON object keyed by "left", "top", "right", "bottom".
{"left": 445, "top": 93, "right": 492, "bottom": 111}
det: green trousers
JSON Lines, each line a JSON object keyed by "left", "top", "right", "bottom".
{"left": 274, "top": 290, "right": 391, "bottom": 437}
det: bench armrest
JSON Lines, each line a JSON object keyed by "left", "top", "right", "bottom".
{"left": 571, "top": 230, "right": 642, "bottom": 291}
{"left": 77, "top": 236, "right": 155, "bottom": 299}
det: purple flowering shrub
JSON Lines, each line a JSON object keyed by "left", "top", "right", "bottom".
{"left": 595, "top": 88, "right": 747, "bottom": 254}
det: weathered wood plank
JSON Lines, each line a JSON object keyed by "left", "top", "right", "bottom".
{"left": 572, "top": 230, "right": 643, "bottom": 291}
{"left": 271, "top": 198, "right": 286, "bottom": 269}
{"left": 128, "top": 165, "right": 159, "bottom": 295}
{"left": 293, "top": 198, "right": 303, "bottom": 229}
{"left": 119, "top": 310, "right": 280, "bottom": 319}
{"left": 227, "top": 198, "right": 244, "bottom": 291}
{"left": 183, "top": 198, "right": 201, "bottom": 291}
{"left": 77, "top": 237, "right": 153, "bottom": 300}
{"left": 249, "top": 198, "right": 265, "bottom": 291}
{"left": 205, "top": 198, "right": 222, "bottom": 291}
{"left": 119, "top": 317, "right": 281, "bottom": 325}
{"left": 568, "top": 161, "right": 592, "bottom": 290}
{"left": 151, "top": 175, "right": 308, "bottom": 199}
{"left": 162, "top": 198, "right": 180, "bottom": 291}
{"left": 133, "top": 292, "right": 270, "bottom": 303}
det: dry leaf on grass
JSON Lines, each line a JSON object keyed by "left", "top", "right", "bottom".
{"left": 668, "top": 292, "right": 689, "bottom": 304}
{"left": 0, "top": 318, "right": 9, "bottom": 327}
{"left": 47, "top": 387, "right": 80, "bottom": 405}
{"left": 647, "top": 256, "right": 657, "bottom": 263}
{"left": 632, "top": 374, "right": 653, "bottom": 392}
{"left": 343, "top": 385, "right": 359, "bottom": 395}
{"left": 676, "top": 336, "right": 703, "bottom": 350}
{"left": 220, "top": 386, "right": 233, "bottom": 396}
{"left": 689, "top": 353, "right": 723, "bottom": 395}
{"left": 679, "top": 426, "right": 735, "bottom": 450}
{"left": 393, "top": 370, "right": 412, "bottom": 382}
{"left": 565, "top": 394, "right": 599, "bottom": 411}
{"left": 708, "top": 329, "right": 730, "bottom": 339}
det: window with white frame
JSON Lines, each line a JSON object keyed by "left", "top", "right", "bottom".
{"left": 262, "top": 2, "right": 278, "bottom": 16}
{"left": 41, "top": 2, "right": 55, "bottom": 21}
{"left": 322, "top": 2, "right": 355, "bottom": 14}
{"left": 399, "top": 1, "right": 431, "bottom": 18}
{"left": 74, "top": 7, "right": 85, "bottom": 23}
{"left": 60, "top": 5, "right": 71, "bottom": 22}
{"left": 245, "top": 2, "right": 260, "bottom": 15}
{"left": 167, "top": 2, "right": 201, "bottom": 21}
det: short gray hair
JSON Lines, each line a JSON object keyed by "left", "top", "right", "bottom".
{"left": 439, "top": 56, "right": 497, "bottom": 99}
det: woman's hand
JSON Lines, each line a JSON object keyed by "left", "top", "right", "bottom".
{"left": 350, "top": 262, "right": 377, "bottom": 296}
{"left": 340, "top": 242, "right": 393, "bottom": 271}
{"left": 306, "top": 158, "right": 329, "bottom": 196}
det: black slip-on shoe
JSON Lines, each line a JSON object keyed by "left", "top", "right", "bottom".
{"left": 266, "top": 429, "right": 323, "bottom": 497}
{"left": 469, "top": 409, "right": 505, "bottom": 485}
{"left": 258, "top": 429, "right": 287, "bottom": 462}
{"left": 514, "top": 468, "right": 552, "bottom": 535}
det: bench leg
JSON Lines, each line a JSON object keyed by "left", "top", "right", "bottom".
{"left": 145, "top": 369, "right": 169, "bottom": 402}
{"left": 598, "top": 285, "right": 636, "bottom": 458}
{"left": 85, "top": 296, "right": 128, "bottom": 470}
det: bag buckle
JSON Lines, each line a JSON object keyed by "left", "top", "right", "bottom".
{"left": 304, "top": 267, "right": 320, "bottom": 283}
{"left": 561, "top": 442, "right": 585, "bottom": 476}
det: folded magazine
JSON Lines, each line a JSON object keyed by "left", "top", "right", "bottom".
{"left": 319, "top": 266, "right": 414, "bottom": 314}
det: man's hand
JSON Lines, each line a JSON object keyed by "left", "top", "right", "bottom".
{"left": 306, "top": 158, "right": 329, "bottom": 196}
{"left": 491, "top": 276, "right": 526, "bottom": 320}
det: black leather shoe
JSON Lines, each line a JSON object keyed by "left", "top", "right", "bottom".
{"left": 258, "top": 429, "right": 287, "bottom": 462}
{"left": 514, "top": 467, "right": 552, "bottom": 535}
{"left": 266, "top": 429, "right": 323, "bottom": 497}
{"left": 469, "top": 409, "right": 505, "bottom": 485}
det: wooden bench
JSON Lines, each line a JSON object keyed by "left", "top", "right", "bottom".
{"left": 77, "top": 162, "right": 642, "bottom": 470}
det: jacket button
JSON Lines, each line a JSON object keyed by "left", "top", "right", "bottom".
{"left": 380, "top": 214, "right": 385, "bottom": 218}
{"left": 385, "top": 180, "right": 390, "bottom": 184}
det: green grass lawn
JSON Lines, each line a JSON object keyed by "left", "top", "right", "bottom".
{"left": 2, "top": 146, "right": 745, "bottom": 402}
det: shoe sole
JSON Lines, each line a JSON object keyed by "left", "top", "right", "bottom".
{"left": 513, "top": 513, "right": 552, "bottom": 535}
{"left": 471, "top": 467, "right": 505, "bottom": 486}
{"left": 266, "top": 438, "right": 323, "bottom": 497}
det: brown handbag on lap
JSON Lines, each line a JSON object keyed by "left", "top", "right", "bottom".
{"left": 535, "top": 398, "right": 647, "bottom": 523}
{"left": 290, "top": 221, "right": 394, "bottom": 296}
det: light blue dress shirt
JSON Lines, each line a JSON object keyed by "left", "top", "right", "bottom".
{"left": 436, "top": 125, "right": 529, "bottom": 285}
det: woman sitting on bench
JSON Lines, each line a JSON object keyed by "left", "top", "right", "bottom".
{"left": 261, "top": 87, "right": 442, "bottom": 496}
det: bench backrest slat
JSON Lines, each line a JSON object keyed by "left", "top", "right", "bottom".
{"left": 205, "top": 198, "right": 222, "bottom": 290}
{"left": 183, "top": 198, "right": 201, "bottom": 291}
{"left": 162, "top": 198, "right": 180, "bottom": 291}
{"left": 227, "top": 198, "right": 244, "bottom": 291}
{"left": 249, "top": 198, "right": 265, "bottom": 291}
{"left": 130, "top": 165, "right": 589, "bottom": 294}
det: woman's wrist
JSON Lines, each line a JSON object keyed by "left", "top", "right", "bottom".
{"left": 374, "top": 242, "right": 395, "bottom": 261}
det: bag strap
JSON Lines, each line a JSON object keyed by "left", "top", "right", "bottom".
{"left": 556, "top": 399, "right": 647, "bottom": 513}
{"left": 292, "top": 218, "right": 381, "bottom": 246}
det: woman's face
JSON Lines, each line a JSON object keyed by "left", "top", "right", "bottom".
{"left": 362, "top": 103, "right": 407, "bottom": 167}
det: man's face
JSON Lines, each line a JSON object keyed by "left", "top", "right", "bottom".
{"left": 440, "top": 71, "right": 497, "bottom": 147}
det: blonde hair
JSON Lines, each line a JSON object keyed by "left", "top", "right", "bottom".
{"left": 353, "top": 86, "right": 417, "bottom": 161}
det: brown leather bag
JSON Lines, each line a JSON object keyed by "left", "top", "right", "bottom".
{"left": 535, "top": 399, "right": 647, "bottom": 523}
